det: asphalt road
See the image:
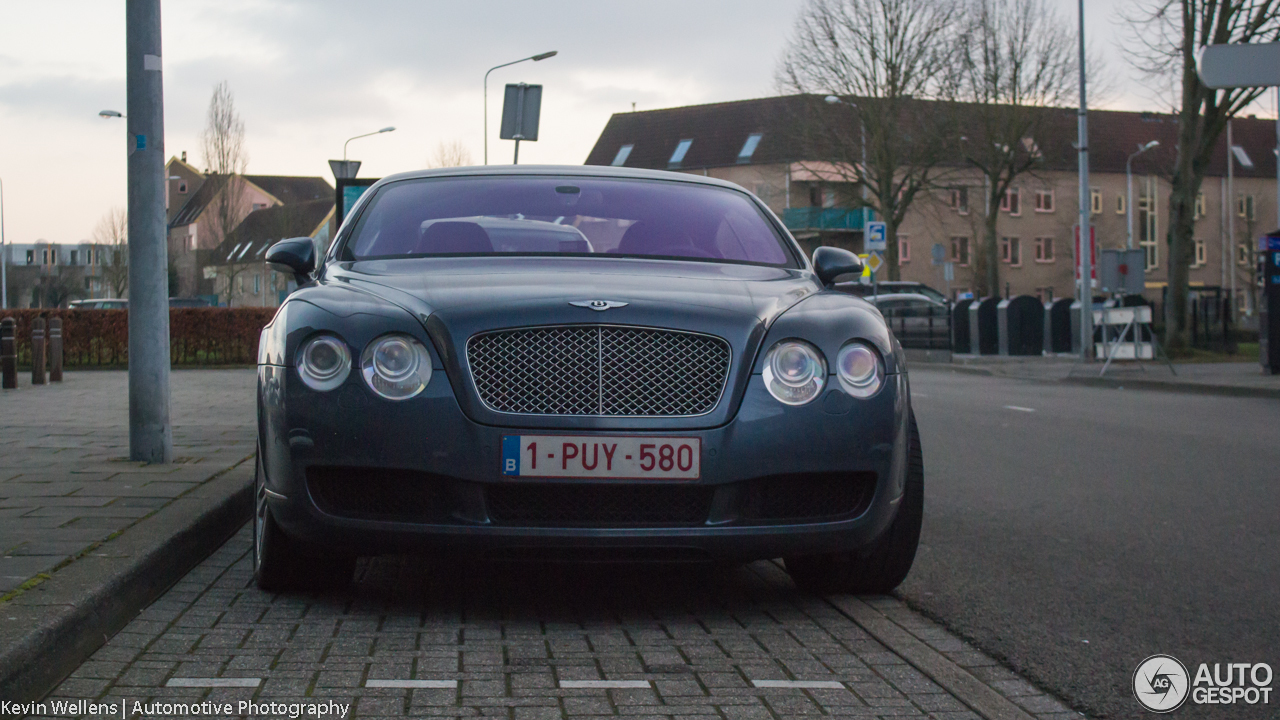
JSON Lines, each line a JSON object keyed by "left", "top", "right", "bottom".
{"left": 903, "top": 367, "right": 1280, "bottom": 720}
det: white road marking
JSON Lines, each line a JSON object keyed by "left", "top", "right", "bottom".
{"left": 912, "top": 392, "right": 930, "bottom": 398}
{"left": 559, "top": 680, "right": 652, "bottom": 688}
{"left": 165, "top": 677, "right": 261, "bottom": 688}
{"left": 366, "top": 679, "right": 457, "bottom": 688}
{"left": 1003, "top": 405, "right": 1036, "bottom": 412}
{"left": 752, "top": 680, "right": 846, "bottom": 689}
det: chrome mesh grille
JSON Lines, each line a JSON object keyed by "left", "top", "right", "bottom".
{"left": 467, "top": 325, "right": 730, "bottom": 416}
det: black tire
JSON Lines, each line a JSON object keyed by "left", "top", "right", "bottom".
{"left": 253, "top": 453, "right": 355, "bottom": 592}
{"left": 785, "top": 414, "right": 924, "bottom": 594}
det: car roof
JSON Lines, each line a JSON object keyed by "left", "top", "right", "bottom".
{"left": 865, "top": 293, "right": 945, "bottom": 305}
{"left": 373, "top": 164, "right": 749, "bottom": 193}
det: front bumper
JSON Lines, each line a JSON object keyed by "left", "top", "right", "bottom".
{"left": 258, "top": 365, "right": 911, "bottom": 562}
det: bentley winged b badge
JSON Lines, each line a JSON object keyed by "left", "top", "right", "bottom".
{"left": 569, "top": 300, "right": 629, "bottom": 311}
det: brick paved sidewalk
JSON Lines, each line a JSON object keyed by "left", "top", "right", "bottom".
{"left": 0, "top": 370, "right": 257, "bottom": 595}
{"left": 33, "top": 526, "right": 1081, "bottom": 720}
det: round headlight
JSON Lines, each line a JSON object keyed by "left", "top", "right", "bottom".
{"left": 361, "top": 334, "right": 432, "bottom": 400}
{"left": 836, "top": 342, "right": 884, "bottom": 398}
{"left": 296, "top": 335, "right": 351, "bottom": 392}
{"left": 763, "top": 340, "right": 826, "bottom": 405}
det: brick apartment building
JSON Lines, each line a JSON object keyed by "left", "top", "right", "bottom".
{"left": 585, "top": 96, "right": 1275, "bottom": 318}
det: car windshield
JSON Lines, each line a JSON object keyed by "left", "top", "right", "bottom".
{"left": 342, "top": 176, "right": 793, "bottom": 266}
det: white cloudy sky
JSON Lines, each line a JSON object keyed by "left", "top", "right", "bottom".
{"left": 0, "top": 0, "right": 1273, "bottom": 245}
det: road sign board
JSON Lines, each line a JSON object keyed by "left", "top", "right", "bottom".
{"left": 931, "top": 242, "right": 946, "bottom": 266}
{"left": 865, "top": 221, "right": 887, "bottom": 251}
{"left": 1198, "top": 43, "right": 1280, "bottom": 88}
{"left": 865, "top": 251, "right": 884, "bottom": 274}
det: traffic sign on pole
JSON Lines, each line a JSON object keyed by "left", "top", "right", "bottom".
{"left": 865, "top": 221, "right": 887, "bottom": 251}
{"left": 865, "top": 251, "right": 884, "bottom": 275}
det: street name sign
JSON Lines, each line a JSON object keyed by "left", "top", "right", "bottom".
{"left": 1198, "top": 43, "right": 1280, "bottom": 88}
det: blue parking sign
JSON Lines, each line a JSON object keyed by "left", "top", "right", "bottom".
{"left": 865, "top": 221, "right": 887, "bottom": 251}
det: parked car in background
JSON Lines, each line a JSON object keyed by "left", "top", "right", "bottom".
{"left": 169, "top": 297, "right": 216, "bottom": 308}
{"left": 68, "top": 299, "right": 128, "bottom": 309}
{"left": 835, "top": 280, "right": 948, "bottom": 305}
{"left": 863, "top": 293, "right": 951, "bottom": 351}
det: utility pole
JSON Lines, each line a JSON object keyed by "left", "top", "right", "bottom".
{"left": 1, "top": 176, "right": 6, "bottom": 310}
{"left": 126, "top": 0, "right": 172, "bottom": 463}
{"left": 1076, "top": 0, "right": 1093, "bottom": 359}
{"left": 1228, "top": 120, "right": 1236, "bottom": 319}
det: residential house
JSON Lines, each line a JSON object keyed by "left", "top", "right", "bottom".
{"left": 205, "top": 199, "right": 334, "bottom": 308}
{"left": 165, "top": 155, "right": 332, "bottom": 297}
{"left": 585, "top": 96, "right": 1276, "bottom": 315}
{"left": 2, "top": 241, "right": 118, "bottom": 308}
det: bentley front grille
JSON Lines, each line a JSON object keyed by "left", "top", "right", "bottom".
{"left": 467, "top": 325, "right": 731, "bottom": 417}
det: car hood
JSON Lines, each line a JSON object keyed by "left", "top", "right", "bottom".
{"left": 321, "top": 256, "right": 821, "bottom": 429}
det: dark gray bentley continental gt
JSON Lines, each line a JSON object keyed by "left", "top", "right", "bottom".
{"left": 255, "top": 165, "right": 922, "bottom": 593}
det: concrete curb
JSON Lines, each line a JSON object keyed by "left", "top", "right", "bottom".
{"left": 913, "top": 363, "right": 1280, "bottom": 398}
{"left": 0, "top": 457, "right": 253, "bottom": 702}
{"left": 826, "top": 595, "right": 1037, "bottom": 720}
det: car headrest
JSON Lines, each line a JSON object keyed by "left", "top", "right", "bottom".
{"left": 422, "top": 221, "right": 494, "bottom": 254}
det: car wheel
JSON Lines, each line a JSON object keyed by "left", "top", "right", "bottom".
{"left": 253, "top": 452, "right": 355, "bottom": 592}
{"left": 785, "top": 414, "right": 923, "bottom": 595}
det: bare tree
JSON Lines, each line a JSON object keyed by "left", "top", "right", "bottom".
{"left": 92, "top": 206, "right": 129, "bottom": 298}
{"left": 1122, "top": 0, "right": 1280, "bottom": 350}
{"left": 200, "top": 81, "right": 251, "bottom": 298}
{"left": 778, "top": 0, "right": 958, "bottom": 280}
{"left": 428, "top": 140, "right": 473, "bottom": 168}
{"left": 953, "top": 0, "right": 1077, "bottom": 297}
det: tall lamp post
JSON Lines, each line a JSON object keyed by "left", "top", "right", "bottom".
{"left": 1076, "top": 0, "right": 1093, "bottom": 359}
{"left": 1126, "top": 141, "right": 1159, "bottom": 250}
{"left": 484, "top": 51, "right": 557, "bottom": 165}
{"left": 344, "top": 126, "right": 395, "bottom": 162}
{"left": 1, "top": 176, "right": 6, "bottom": 310}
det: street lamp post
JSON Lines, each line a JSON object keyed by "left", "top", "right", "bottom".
{"left": 824, "top": 96, "right": 867, "bottom": 206}
{"left": 1126, "top": 141, "right": 1159, "bottom": 250}
{"left": 344, "top": 126, "right": 395, "bottom": 162}
{"left": 1, "top": 176, "right": 6, "bottom": 310}
{"left": 484, "top": 51, "right": 557, "bottom": 165}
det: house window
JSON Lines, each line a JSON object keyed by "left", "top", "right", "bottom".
{"left": 1034, "top": 237, "right": 1054, "bottom": 263}
{"left": 1237, "top": 194, "right": 1255, "bottom": 220}
{"left": 253, "top": 274, "right": 261, "bottom": 295}
{"left": 737, "top": 133, "right": 762, "bottom": 163}
{"left": 1238, "top": 243, "right": 1251, "bottom": 265}
{"left": 84, "top": 277, "right": 92, "bottom": 290}
{"left": 950, "top": 187, "right": 969, "bottom": 214}
{"left": 1116, "top": 194, "right": 1126, "bottom": 214}
{"left": 1138, "top": 189, "right": 1158, "bottom": 270}
{"left": 70, "top": 250, "right": 78, "bottom": 265}
{"left": 1194, "top": 239, "right": 1206, "bottom": 266}
{"left": 178, "top": 181, "right": 188, "bottom": 193}
{"left": 668, "top": 139, "right": 693, "bottom": 167}
{"left": 899, "top": 237, "right": 911, "bottom": 263}
{"left": 950, "top": 236, "right": 970, "bottom": 266}
{"left": 42, "top": 249, "right": 49, "bottom": 265}
{"left": 1001, "top": 237, "right": 1021, "bottom": 266}
{"left": 1090, "top": 188, "right": 1102, "bottom": 215}
{"left": 1194, "top": 193, "right": 1205, "bottom": 219}
{"left": 1000, "top": 188, "right": 1020, "bottom": 215}
{"left": 25, "top": 250, "right": 33, "bottom": 264}
{"left": 1034, "top": 190, "right": 1054, "bottom": 212}
{"left": 611, "top": 144, "right": 633, "bottom": 166}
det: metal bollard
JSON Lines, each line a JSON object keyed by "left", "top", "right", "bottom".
{"left": 31, "top": 317, "right": 46, "bottom": 385}
{"left": 1, "top": 318, "right": 15, "bottom": 389}
{"left": 49, "top": 317, "right": 63, "bottom": 382}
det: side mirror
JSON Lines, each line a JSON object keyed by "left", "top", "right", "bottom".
{"left": 265, "top": 237, "right": 316, "bottom": 282}
{"left": 812, "top": 246, "right": 864, "bottom": 286}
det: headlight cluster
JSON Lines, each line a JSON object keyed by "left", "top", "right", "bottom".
{"left": 763, "top": 339, "right": 884, "bottom": 405}
{"left": 295, "top": 333, "right": 432, "bottom": 400}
